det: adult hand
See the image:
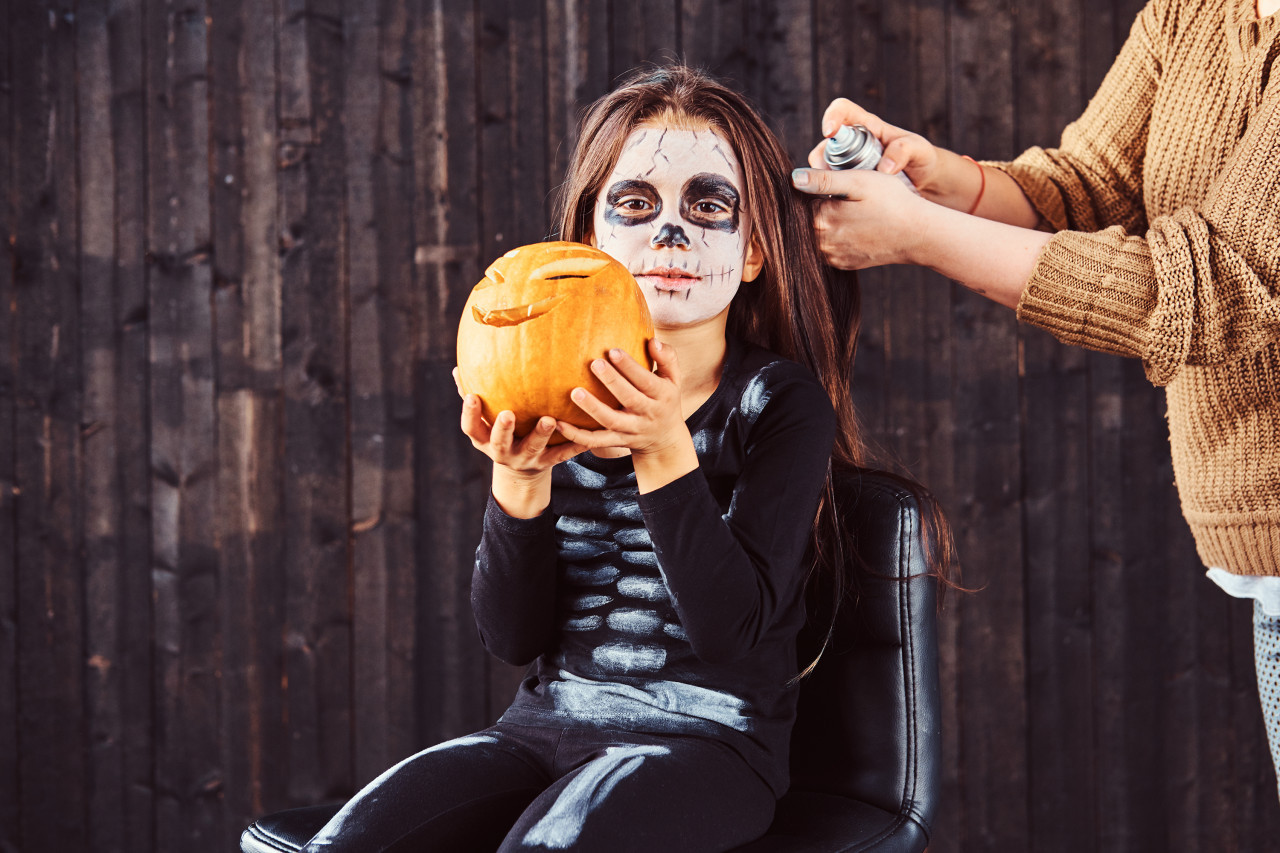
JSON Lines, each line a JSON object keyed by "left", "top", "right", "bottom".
{"left": 809, "top": 98, "right": 942, "bottom": 192}
{"left": 790, "top": 167, "right": 929, "bottom": 270}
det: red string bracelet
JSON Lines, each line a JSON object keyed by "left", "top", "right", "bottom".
{"left": 961, "top": 155, "right": 985, "bottom": 215}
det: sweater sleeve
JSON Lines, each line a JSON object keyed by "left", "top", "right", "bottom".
{"left": 1014, "top": 60, "right": 1280, "bottom": 384}
{"left": 470, "top": 495, "right": 560, "bottom": 666}
{"left": 636, "top": 369, "right": 837, "bottom": 665}
{"left": 1015, "top": 194, "right": 1280, "bottom": 385}
{"left": 985, "top": 0, "right": 1163, "bottom": 235}
{"left": 994, "top": 0, "right": 1280, "bottom": 385}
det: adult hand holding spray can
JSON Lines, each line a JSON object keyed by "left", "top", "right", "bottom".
{"left": 822, "top": 125, "right": 918, "bottom": 192}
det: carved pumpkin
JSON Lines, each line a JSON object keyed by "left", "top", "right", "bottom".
{"left": 456, "top": 241, "right": 654, "bottom": 440}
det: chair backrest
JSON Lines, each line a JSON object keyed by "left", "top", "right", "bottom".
{"left": 788, "top": 467, "right": 942, "bottom": 838}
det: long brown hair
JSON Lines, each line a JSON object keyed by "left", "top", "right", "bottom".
{"left": 555, "top": 65, "right": 954, "bottom": 671}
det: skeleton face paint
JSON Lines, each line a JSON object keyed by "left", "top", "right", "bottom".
{"left": 592, "top": 126, "right": 751, "bottom": 328}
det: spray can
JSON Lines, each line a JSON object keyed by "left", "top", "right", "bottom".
{"left": 823, "top": 125, "right": 916, "bottom": 190}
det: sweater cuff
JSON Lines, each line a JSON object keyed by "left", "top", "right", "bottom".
{"left": 1016, "top": 228, "right": 1162, "bottom": 373}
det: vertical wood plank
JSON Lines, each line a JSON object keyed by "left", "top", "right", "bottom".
{"left": 347, "top": 0, "right": 422, "bottom": 784}
{"left": 0, "top": 0, "right": 18, "bottom": 845}
{"left": 609, "top": 0, "right": 678, "bottom": 79}
{"left": 1011, "top": 0, "right": 1095, "bottom": 848}
{"left": 948, "top": 0, "right": 1028, "bottom": 847}
{"left": 279, "top": 0, "right": 354, "bottom": 804}
{"left": 209, "top": 0, "right": 287, "bottom": 842}
{"left": 679, "top": 0, "right": 752, "bottom": 85}
{"left": 106, "top": 0, "right": 156, "bottom": 847}
{"left": 815, "top": 0, "right": 889, "bottom": 450}
{"left": 145, "top": 1, "right": 221, "bottom": 849}
{"left": 476, "top": 0, "right": 552, "bottom": 713}
{"left": 12, "top": 2, "right": 88, "bottom": 850}
{"left": 345, "top": 0, "right": 391, "bottom": 785}
{"left": 78, "top": 1, "right": 132, "bottom": 850}
{"left": 413, "top": 0, "right": 491, "bottom": 740}
{"left": 745, "top": 0, "right": 814, "bottom": 163}
{"left": 545, "top": 0, "right": 611, "bottom": 196}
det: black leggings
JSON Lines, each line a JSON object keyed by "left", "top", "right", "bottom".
{"left": 301, "top": 721, "right": 776, "bottom": 853}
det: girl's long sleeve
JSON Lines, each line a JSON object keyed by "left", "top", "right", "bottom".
{"left": 637, "top": 368, "right": 836, "bottom": 665}
{"left": 471, "top": 497, "right": 560, "bottom": 665}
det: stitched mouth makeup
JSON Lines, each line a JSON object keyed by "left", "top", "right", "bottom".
{"left": 637, "top": 267, "right": 701, "bottom": 292}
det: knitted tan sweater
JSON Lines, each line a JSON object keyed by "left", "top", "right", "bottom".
{"left": 990, "top": 0, "right": 1280, "bottom": 576}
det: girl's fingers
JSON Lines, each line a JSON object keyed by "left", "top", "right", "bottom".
{"left": 646, "top": 339, "right": 680, "bottom": 383}
{"left": 588, "top": 357, "right": 648, "bottom": 409}
{"left": 490, "top": 410, "right": 518, "bottom": 451}
{"left": 515, "top": 416, "right": 558, "bottom": 456}
{"left": 556, "top": 420, "right": 625, "bottom": 449}
{"left": 460, "top": 395, "right": 493, "bottom": 445}
{"left": 606, "top": 348, "right": 663, "bottom": 395}
{"left": 451, "top": 366, "right": 464, "bottom": 398}
{"left": 570, "top": 387, "right": 630, "bottom": 430}
{"left": 542, "top": 439, "right": 589, "bottom": 466}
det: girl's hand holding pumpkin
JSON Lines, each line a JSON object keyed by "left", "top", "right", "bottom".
{"left": 557, "top": 340, "right": 700, "bottom": 494}
{"left": 456, "top": 369, "right": 586, "bottom": 518}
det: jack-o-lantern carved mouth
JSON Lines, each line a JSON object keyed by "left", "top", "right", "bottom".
{"left": 471, "top": 253, "right": 613, "bottom": 328}
{"left": 473, "top": 293, "right": 569, "bottom": 327}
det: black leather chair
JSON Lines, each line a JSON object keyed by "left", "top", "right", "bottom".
{"left": 241, "top": 468, "right": 942, "bottom": 853}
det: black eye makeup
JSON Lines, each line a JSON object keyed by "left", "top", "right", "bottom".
{"left": 680, "top": 174, "right": 740, "bottom": 233}
{"left": 602, "top": 180, "right": 660, "bottom": 227}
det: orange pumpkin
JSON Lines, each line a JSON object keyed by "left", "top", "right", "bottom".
{"left": 456, "top": 241, "right": 654, "bottom": 440}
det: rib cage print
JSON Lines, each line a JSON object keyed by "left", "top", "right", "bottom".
{"left": 547, "top": 461, "right": 751, "bottom": 733}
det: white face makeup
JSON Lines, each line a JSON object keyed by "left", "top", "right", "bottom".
{"left": 592, "top": 125, "right": 752, "bottom": 329}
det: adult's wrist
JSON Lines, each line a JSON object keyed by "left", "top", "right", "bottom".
{"left": 919, "top": 148, "right": 984, "bottom": 213}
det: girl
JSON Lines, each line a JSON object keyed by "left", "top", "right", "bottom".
{"left": 304, "top": 65, "right": 879, "bottom": 853}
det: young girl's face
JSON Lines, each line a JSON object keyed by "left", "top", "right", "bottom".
{"left": 591, "top": 123, "right": 759, "bottom": 329}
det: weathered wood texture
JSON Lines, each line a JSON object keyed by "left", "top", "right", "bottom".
{"left": 2, "top": 1, "right": 1276, "bottom": 851}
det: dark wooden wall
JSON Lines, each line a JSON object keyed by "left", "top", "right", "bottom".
{"left": 2, "top": 1, "right": 1276, "bottom": 851}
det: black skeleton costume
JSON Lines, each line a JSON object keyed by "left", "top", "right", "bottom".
{"left": 477, "top": 337, "right": 836, "bottom": 797}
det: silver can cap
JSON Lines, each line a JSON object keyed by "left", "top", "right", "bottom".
{"left": 823, "top": 125, "right": 884, "bottom": 171}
